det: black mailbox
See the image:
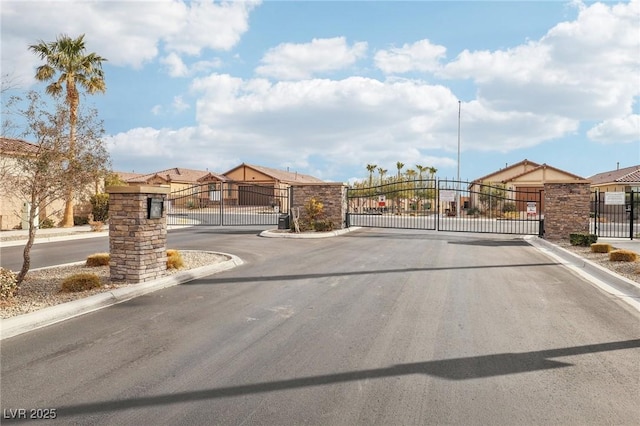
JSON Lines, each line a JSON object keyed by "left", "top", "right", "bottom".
{"left": 278, "top": 214, "right": 290, "bottom": 230}
{"left": 147, "top": 198, "right": 164, "bottom": 219}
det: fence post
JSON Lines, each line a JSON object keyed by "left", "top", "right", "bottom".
{"left": 630, "top": 190, "right": 635, "bottom": 240}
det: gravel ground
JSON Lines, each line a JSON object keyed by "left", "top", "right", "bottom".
{"left": 554, "top": 241, "right": 640, "bottom": 284}
{"left": 0, "top": 251, "right": 228, "bottom": 319}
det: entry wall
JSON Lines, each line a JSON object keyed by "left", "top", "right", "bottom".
{"left": 291, "top": 183, "right": 348, "bottom": 229}
{"left": 543, "top": 182, "right": 591, "bottom": 240}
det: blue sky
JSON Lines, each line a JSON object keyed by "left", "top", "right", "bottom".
{"left": 2, "top": 0, "right": 639, "bottom": 183}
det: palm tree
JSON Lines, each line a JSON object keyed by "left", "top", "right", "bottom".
{"left": 30, "top": 34, "right": 107, "bottom": 227}
{"left": 416, "top": 164, "right": 427, "bottom": 181}
{"left": 377, "top": 167, "right": 387, "bottom": 184}
{"left": 366, "top": 163, "right": 377, "bottom": 188}
{"left": 396, "top": 161, "right": 404, "bottom": 181}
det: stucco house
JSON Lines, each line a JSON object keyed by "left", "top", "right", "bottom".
{"left": 469, "top": 159, "right": 588, "bottom": 214}
{"left": 0, "top": 137, "right": 67, "bottom": 230}
{"left": 588, "top": 164, "right": 640, "bottom": 193}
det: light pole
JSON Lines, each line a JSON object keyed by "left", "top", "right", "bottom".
{"left": 456, "top": 100, "right": 461, "bottom": 217}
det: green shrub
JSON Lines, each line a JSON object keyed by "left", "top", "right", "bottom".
{"left": 569, "top": 233, "right": 597, "bottom": 246}
{"left": 40, "top": 218, "right": 55, "bottom": 229}
{"left": 167, "top": 249, "right": 184, "bottom": 269}
{"left": 74, "top": 216, "right": 89, "bottom": 226}
{"left": 90, "top": 193, "right": 110, "bottom": 222}
{"left": 313, "top": 219, "right": 334, "bottom": 232}
{"left": 590, "top": 243, "right": 612, "bottom": 253}
{"left": 502, "top": 202, "right": 517, "bottom": 213}
{"left": 0, "top": 267, "right": 18, "bottom": 299}
{"left": 609, "top": 250, "right": 638, "bottom": 262}
{"left": 60, "top": 273, "right": 102, "bottom": 292}
{"left": 86, "top": 253, "right": 110, "bottom": 267}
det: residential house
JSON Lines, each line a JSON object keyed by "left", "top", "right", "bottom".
{"left": 0, "top": 137, "right": 68, "bottom": 230}
{"left": 588, "top": 164, "right": 640, "bottom": 193}
{"left": 469, "top": 159, "right": 588, "bottom": 215}
{"left": 222, "top": 163, "right": 324, "bottom": 209}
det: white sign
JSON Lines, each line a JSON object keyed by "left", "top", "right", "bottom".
{"left": 439, "top": 190, "right": 455, "bottom": 202}
{"left": 604, "top": 192, "right": 626, "bottom": 205}
{"left": 527, "top": 202, "right": 537, "bottom": 215}
{"left": 378, "top": 195, "right": 386, "bottom": 202}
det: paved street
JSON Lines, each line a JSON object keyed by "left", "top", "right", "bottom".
{"left": 1, "top": 228, "right": 639, "bottom": 425}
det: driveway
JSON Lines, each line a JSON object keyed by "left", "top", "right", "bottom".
{"left": 1, "top": 228, "right": 639, "bottom": 425}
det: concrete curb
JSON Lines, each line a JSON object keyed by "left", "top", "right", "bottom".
{"left": 259, "top": 227, "right": 361, "bottom": 238}
{"left": 525, "top": 236, "right": 640, "bottom": 312}
{"left": 0, "top": 252, "right": 243, "bottom": 340}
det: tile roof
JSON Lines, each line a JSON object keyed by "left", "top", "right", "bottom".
{"left": 588, "top": 165, "right": 640, "bottom": 185}
{"left": 472, "top": 159, "right": 541, "bottom": 183}
{"left": 0, "top": 137, "right": 40, "bottom": 156}
{"left": 125, "top": 167, "right": 211, "bottom": 184}
{"left": 229, "top": 163, "right": 324, "bottom": 184}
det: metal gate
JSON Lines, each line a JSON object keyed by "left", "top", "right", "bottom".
{"left": 591, "top": 190, "right": 637, "bottom": 239}
{"left": 167, "top": 182, "right": 291, "bottom": 226}
{"left": 347, "top": 179, "right": 543, "bottom": 236}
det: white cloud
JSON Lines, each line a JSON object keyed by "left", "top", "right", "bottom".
{"left": 374, "top": 39, "right": 447, "bottom": 74}
{"left": 587, "top": 115, "right": 640, "bottom": 143}
{"left": 441, "top": 0, "right": 640, "bottom": 121}
{"left": 172, "top": 96, "right": 190, "bottom": 113}
{"left": 1, "top": 0, "right": 258, "bottom": 85}
{"left": 255, "top": 37, "right": 368, "bottom": 80}
{"left": 161, "top": 53, "right": 189, "bottom": 77}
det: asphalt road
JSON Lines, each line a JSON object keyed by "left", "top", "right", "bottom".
{"left": 1, "top": 228, "right": 639, "bottom": 425}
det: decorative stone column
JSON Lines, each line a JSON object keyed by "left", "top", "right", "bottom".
{"left": 543, "top": 181, "right": 591, "bottom": 241}
{"left": 107, "top": 185, "right": 170, "bottom": 283}
{"left": 291, "top": 183, "right": 348, "bottom": 229}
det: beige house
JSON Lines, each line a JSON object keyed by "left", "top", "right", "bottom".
{"left": 0, "top": 137, "right": 67, "bottom": 230}
{"left": 469, "top": 159, "right": 588, "bottom": 214}
{"left": 588, "top": 164, "right": 640, "bottom": 193}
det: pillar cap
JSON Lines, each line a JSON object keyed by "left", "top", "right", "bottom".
{"left": 106, "top": 185, "right": 170, "bottom": 195}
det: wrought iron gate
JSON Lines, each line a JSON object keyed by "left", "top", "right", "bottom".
{"left": 347, "top": 179, "right": 543, "bottom": 236}
{"left": 591, "top": 190, "right": 638, "bottom": 239}
{"left": 167, "top": 182, "right": 291, "bottom": 226}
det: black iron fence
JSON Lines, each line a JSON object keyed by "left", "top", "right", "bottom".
{"left": 347, "top": 179, "right": 542, "bottom": 235}
{"left": 591, "top": 190, "right": 638, "bottom": 239}
{"left": 167, "top": 182, "right": 291, "bottom": 226}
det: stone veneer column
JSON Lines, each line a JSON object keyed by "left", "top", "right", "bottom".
{"left": 543, "top": 181, "right": 591, "bottom": 241}
{"left": 107, "top": 185, "right": 170, "bottom": 283}
{"left": 291, "top": 183, "right": 348, "bottom": 229}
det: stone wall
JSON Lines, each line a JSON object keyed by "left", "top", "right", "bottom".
{"left": 291, "top": 183, "right": 347, "bottom": 229}
{"left": 107, "top": 185, "right": 170, "bottom": 283}
{"left": 543, "top": 182, "right": 591, "bottom": 240}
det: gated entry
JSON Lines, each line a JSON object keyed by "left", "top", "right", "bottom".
{"left": 347, "top": 179, "right": 543, "bottom": 235}
{"left": 167, "top": 182, "right": 291, "bottom": 226}
{"left": 591, "top": 190, "right": 638, "bottom": 239}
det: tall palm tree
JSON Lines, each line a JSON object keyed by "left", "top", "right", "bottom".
{"left": 396, "top": 161, "right": 404, "bottom": 181}
{"left": 377, "top": 167, "right": 387, "bottom": 184}
{"left": 30, "top": 34, "right": 107, "bottom": 227}
{"left": 416, "top": 164, "right": 427, "bottom": 181}
{"left": 366, "top": 163, "right": 377, "bottom": 188}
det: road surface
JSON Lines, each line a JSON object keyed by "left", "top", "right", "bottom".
{"left": 1, "top": 228, "right": 639, "bottom": 425}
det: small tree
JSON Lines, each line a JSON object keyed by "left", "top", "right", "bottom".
{"left": 1, "top": 91, "right": 110, "bottom": 285}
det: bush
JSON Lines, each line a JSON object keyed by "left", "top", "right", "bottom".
{"left": 167, "top": 249, "right": 184, "bottom": 269}
{"left": 40, "top": 218, "right": 55, "bottom": 229}
{"left": 0, "top": 267, "right": 18, "bottom": 299}
{"left": 590, "top": 243, "right": 612, "bottom": 253}
{"left": 502, "top": 202, "right": 517, "bottom": 213}
{"left": 60, "top": 273, "right": 102, "bottom": 292}
{"left": 569, "top": 233, "right": 597, "bottom": 246}
{"left": 313, "top": 219, "right": 334, "bottom": 232}
{"left": 90, "top": 193, "right": 109, "bottom": 222}
{"left": 609, "top": 250, "right": 638, "bottom": 262}
{"left": 74, "top": 216, "right": 89, "bottom": 226}
{"left": 86, "top": 253, "right": 110, "bottom": 267}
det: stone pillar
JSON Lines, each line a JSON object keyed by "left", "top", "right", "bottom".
{"left": 291, "top": 183, "right": 348, "bottom": 229}
{"left": 543, "top": 182, "right": 591, "bottom": 241}
{"left": 107, "top": 185, "right": 170, "bottom": 283}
